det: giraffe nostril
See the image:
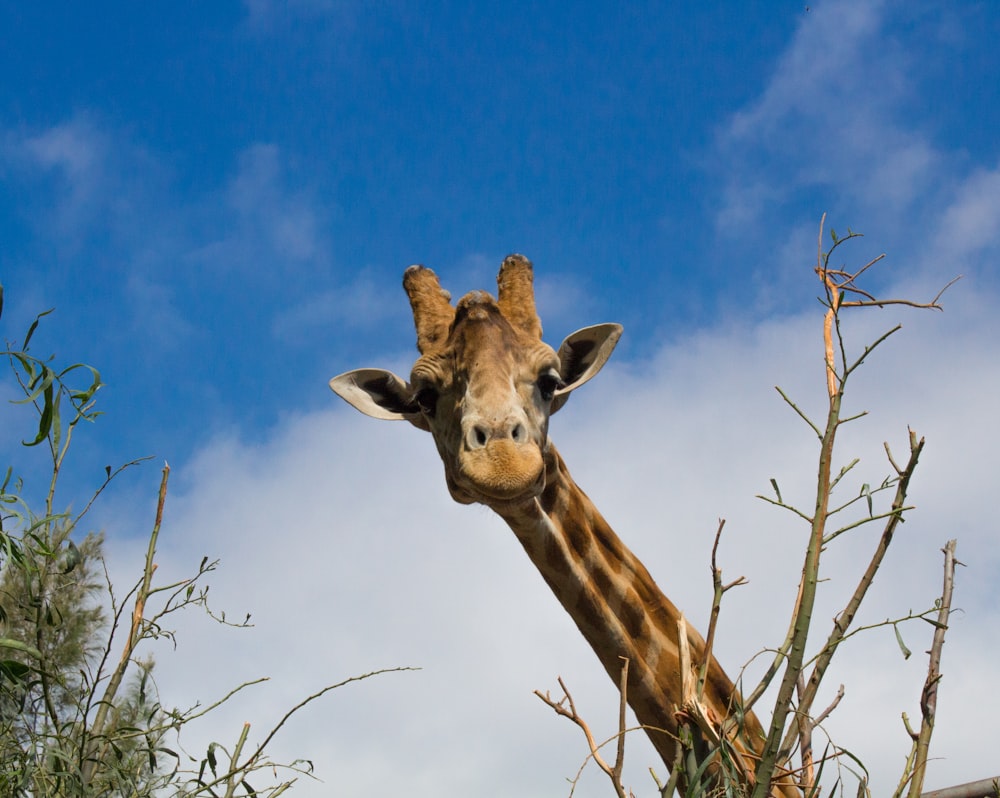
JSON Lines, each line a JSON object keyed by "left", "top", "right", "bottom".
{"left": 466, "top": 419, "right": 530, "bottom": 450}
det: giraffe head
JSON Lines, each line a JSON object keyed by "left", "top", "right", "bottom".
{"left": 330, "top": 254, "right": 621, "bottom": 509}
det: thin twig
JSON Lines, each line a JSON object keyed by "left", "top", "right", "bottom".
{"left": 614, "top": 658, "right": 629, "bottom": 791}
{"left": 699, "top": 521, "right": 747, "bottom": 702}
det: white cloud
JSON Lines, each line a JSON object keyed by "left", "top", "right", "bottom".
{"left": 97, "top": 251, "right": 999, "bottom": 796}
{"left": 714, "top": 1, "right": 954, "bottom": 237}
{"left": 93, "top": 1, "right": 1000, "bottom": 786}
{"left": 21, "top": 119, "right": 102, "bottom": 180}
{"left": 271, "top": 272, "right": 401, "bottom": 343}
{"left": 183, "top": 142, "right": 331, "bottom": 282}
{"left": 930, "top": 163, "right": 1000, "bottom": 266}
{"left": 1, "top": 115, "right": 140, "bottom": 248}
{"left": 240, "top": 0, "right": 360, "bottom": 37}
{"left": 13, "top": 2, "right": 993, "bottom": 795}
{"left": 4, "top": 116, "right": 331, "bottom": 279}
{"left": 226, "top": 144, "right": 326, "bottom": 263}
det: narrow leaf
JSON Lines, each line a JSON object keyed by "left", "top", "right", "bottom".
{"left": 0, "top": 658, "right": 34, "bottom": 679}
{"left": 770, "top": 478, "right": 782, "bottom": 504}
{"left": 0, "top": 637, "right": 42, "bottom": 659}
{"left": 23, "top": 382, "right": 54, "bottom": 446}
{"left": 22, "top": 308, "right": 55, "bottom": 349}
{"left": 893, "top": 623, "right": 912, "bottom": 660}
{"left": 60, "top": 540, "right": 82, "bottom": 574}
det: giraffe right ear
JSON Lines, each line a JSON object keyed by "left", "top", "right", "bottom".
{"left": 551, "top": 323, "right": 623, "bottom": 413}
{"left": 329, "top": 369, "right": 430, "bottom": 430}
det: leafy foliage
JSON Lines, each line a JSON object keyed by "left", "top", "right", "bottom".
{"left": 0, "top": 285, "right": 409, "bottom": 796}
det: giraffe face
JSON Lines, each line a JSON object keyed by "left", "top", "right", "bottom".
{"left": 406, "top": 291, "right": 562, "bottom": 506}
{"left": 330, "top": 256, "right": 622, "bottom": 510}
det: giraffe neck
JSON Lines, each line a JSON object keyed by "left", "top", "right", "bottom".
{"left": 494, "top": 444, "right": 769, "bottom": 783}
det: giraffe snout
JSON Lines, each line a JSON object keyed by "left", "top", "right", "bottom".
{"left": 464, "top": 416, "right": 528, "bottom": 451}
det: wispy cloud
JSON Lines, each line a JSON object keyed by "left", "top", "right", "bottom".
{"left": 226, "top": 143, "right": 327, "bottom": 264}
{"left": 9, "top": 3, "right": 997, "bottom": 796}
{"left": 106, "top": 269, "right": 998, "bottom": 796}
{"left": 2, "top": 115, "right": 158, "bottom": 253}
{"left": 119, "top": 5, "right": 999, "bottom": 795}
{"left": 271, "top": 272, "right": 400, "bottom": 343}
{"left": 240, "top": 0, "right": 358, "bottom": 35}
{"left": 715, "top": 1, "right": 947, "bottom": 235}
{"left": 930, "top": 163, "right": 1000, "bottom": 267}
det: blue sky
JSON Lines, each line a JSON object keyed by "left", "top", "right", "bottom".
{"left": 0, "top": 2, "right": 893, "bottom": 462}
{"left": 3, "top": 2, "right": 1000, "bottom": 796}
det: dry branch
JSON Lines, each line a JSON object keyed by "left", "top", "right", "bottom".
{"left": 534, "top": 661, "right": 634, "bottom": 798}
{"left": 905, "top": 540, "right": 958, "bottom": 798}
{"left": 920, "top": 777, "right": 1000, "bottom": 798}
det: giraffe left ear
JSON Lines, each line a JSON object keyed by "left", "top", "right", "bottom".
{"left": 329, "top": 368, "right": 429, "bottom": 429}
{"left": 551, "top": 323, "right": 623, "bottom": 413}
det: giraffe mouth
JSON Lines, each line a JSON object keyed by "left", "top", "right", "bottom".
{"left": 448, "top": 440, "right": 546, "bottom": 506}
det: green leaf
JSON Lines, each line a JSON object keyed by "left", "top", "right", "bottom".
{"left": 23, "top": 381, "right": 55, "bottom": 446}
{"left": 0, "top": 638, "right": 44, "bottom": 660}
{"left": 0, "top": 659, "right": 33, "bottom": 681}
{"left": 769, "top": 478, "right": 782, "bottom": 503}
{"left": 51, "top": 384, "right": 64, "bottom": 451}
{"left": 60, "top": 540, "right": 82, "bottom": 574}
{"left": 893, "top": 623, "right": 912, "bottom": 660}
{"left": 22, "top": 308, "right": 54, "bottom": 349}
{"left": 9, "top": 356, "right": 50, "bottom": 402}
{"left": 62, "top": 362, "right": 104, "bottom": 405}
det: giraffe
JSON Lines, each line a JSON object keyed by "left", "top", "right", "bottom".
{"left": 330, "top": 254, "right": 800, "bottom": 796}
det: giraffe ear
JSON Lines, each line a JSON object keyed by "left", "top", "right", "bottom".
{"left": 329, "top": 369, "right": 429, "bottom": 429}
{"left": 551, "top": 323, "right": 623, "bottom": 413}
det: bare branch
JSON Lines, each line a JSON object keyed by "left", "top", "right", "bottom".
{"left": 813, "top": 684, "right": 845, "bottom": 726}
{"left": 920, "top": 776, "right": 1000, "bottom": 798}
{"left": 905, "top": 540, "right": 958, "bottom": 798}
{"left": 534, "top": 672, "right": 632, "bottom": 798}
{"left": 781, "top": 433, "right": 925, "bottom": 762}
{"left": 699, "top": 520, "right": 747, "bottom": 702}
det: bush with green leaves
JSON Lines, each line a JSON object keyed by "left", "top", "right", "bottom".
{"left": 0, "top": 286, "right": 405, "bottom": 797}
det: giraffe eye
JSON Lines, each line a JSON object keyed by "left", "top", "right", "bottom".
{"left": 536, "top": 372, "right": 564, "bottom": 402}
{"left": 414, "top": 386, "right": 439, "bottom": 416}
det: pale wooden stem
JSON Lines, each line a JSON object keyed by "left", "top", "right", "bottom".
{"left": 533, "top": 667, "right": 632, "bottom": 798}
{"left": 81, "top": 463, "right": 169, "bottom": 786}
{"left": 906, "top": 540, "right": 958, "bottom": 798}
